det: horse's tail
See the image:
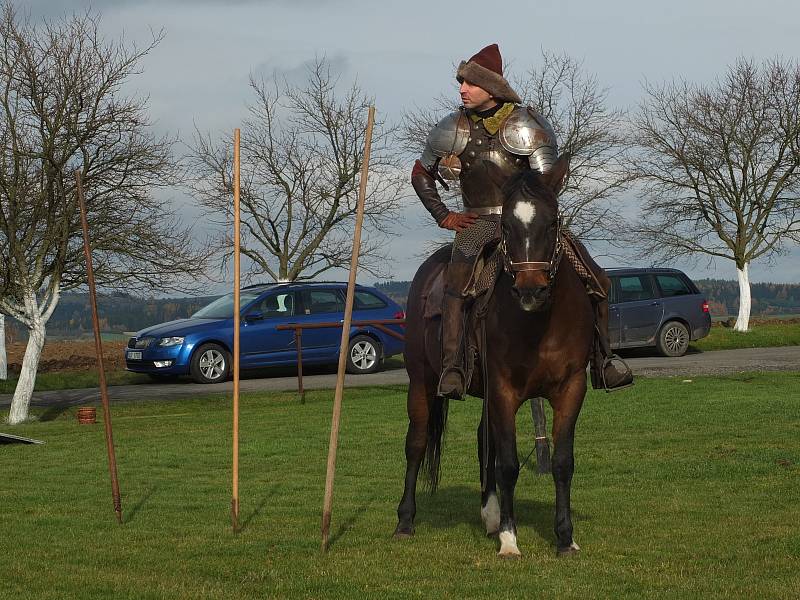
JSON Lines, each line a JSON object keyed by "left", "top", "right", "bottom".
{"left": 422, "top": 397, "right": 449, "bottom": 493}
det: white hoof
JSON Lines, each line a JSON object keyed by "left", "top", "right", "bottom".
{"left": 480, "top": 493, "right": 500, "bottom": 536}
{"left": 497, "top": 530, "right": 521, "bottom": 558}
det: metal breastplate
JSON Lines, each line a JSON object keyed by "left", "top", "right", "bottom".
{"left": 458, "top": 120, "right": 529, "bottom": 209}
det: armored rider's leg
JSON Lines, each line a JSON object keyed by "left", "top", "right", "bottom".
{"left": 438, "top": 261, "right": 472, "bottom": 400}
{"left": 590, "top": 294, "right": 634, "bottom": 392}
{"left": 566, "top": 235, "right": 633, "bottom": 392}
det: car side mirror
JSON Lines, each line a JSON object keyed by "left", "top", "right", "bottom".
{"left": 245, "top": 311, "right": 264, "bottom": 322}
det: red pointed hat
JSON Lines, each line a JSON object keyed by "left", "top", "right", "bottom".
{"left": 456, "top": 44, "right": 521, "bottom": 104}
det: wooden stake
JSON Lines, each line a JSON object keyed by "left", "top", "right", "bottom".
{"left": 232, "top": 128, "right": 241, "bottom": 532}
{"left": 321, "top": 106, "right": 376, "bottom": 552}
{"left": 75, "top": 170, "right": 123, "bottom": 524}
{"left": 531, "top": 397, "right": 551, "bottom": 475}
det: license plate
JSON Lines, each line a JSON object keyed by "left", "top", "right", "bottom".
{"left": 127, "top": 351, "right": 143, "bottom": 360}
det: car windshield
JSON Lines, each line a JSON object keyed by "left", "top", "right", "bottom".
{"left": 191, "top": 291, "right": 262, "bottom": 319}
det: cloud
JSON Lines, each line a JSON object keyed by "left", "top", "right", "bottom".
{"left": 251, "top": 53, "right": 350, "bottom": 88}
{"left": 24, "top": 0, "right": 331, "bottom": 19}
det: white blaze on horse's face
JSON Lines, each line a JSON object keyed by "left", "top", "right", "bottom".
{"left": 513, "top": 201, "right": 537, "bottom": 226}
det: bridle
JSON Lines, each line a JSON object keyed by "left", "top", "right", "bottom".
{"left": 499, "top": 210, "right": 565, "bottom": 290}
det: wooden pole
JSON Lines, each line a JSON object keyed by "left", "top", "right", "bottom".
{"left": 75, "top": 170, "right": 123, "bottom": 524}
{"left": 321, "top": 106, "right": 375, "bottom": 552}
{"left": 531, "top": 397, "right": 551, "bottom": 475}
{"left": 295, "top": 328, "right": 305, "bottom": 404}
{"left": 232, "top": 129, "right": 241, "bottom": 532}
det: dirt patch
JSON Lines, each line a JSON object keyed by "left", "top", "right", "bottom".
{"left": 6, "top": 340, "right": 128, "bottom": 375}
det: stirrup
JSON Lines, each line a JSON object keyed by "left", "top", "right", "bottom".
{"left": 593, "top": 354, "right": 634, "bottom": 393}
{"left": 437, "top": 366, "right": 466, "bottom": 400}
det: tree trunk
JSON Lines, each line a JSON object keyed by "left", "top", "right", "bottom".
{"left": 0, "top": 315, "right": 7, "bottom": 380}
{"left": 734, "top": 262, "right": 751, "bottom": 332}
{"left": 7, "top": 319, "right": 46, "bottom": 424}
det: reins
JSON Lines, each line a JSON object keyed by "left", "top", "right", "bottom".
{"left": 499, "top": 215, "right": 565, "bottom": 288}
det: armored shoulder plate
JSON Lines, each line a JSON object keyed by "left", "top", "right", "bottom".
{"left": 426, "top": 110, "right": 470, "bottom": 158}
{"left": 499, "top": 107, "right": 559, "bottom": 172}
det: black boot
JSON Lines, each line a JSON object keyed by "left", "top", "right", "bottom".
{"left": 438, "top": 291, "right": 467, "bottom": 400}
{"left": 590, "top": 325, "right": 634, "bottom": 392}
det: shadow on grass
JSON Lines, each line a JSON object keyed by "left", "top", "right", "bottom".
{"left": 237, "top": 488, "right": 277, "bottom": 533}
{"left": 328, "top": 496, "right": 376, "bottom": 548}
{"left": 125, "top": 485, "right": 159, "bottom": 524}
{"left": 38, "top": 401, "right": 76, "bottom": 422}
{"left": 414, "top": 484, "right": 587, "bottom": 547}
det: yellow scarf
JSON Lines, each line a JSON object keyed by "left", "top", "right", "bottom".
{"left": 469, "top": 102, "right": 515, "bottom": 135}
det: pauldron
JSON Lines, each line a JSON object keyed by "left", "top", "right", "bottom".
{"left": 418, "top": 106, "right": 559, "bottom": 181}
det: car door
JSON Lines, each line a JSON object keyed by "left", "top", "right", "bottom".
{"left": 295, "top": 288, "right": 346, "bottom": 361}
{"left": 616, "top": 274, "right": 664, "bottom": 346}
{"left": 239, "top": 291, "right": 297, "bottom": 367}
{"left": 607, "top": 276, "right": 622, "bottom": 349}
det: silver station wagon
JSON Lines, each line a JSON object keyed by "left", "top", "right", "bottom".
{"left": 606, "top": 268, "right": 711, "bottom": 357}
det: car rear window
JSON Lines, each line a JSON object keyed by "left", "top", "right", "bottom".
{"left": 354, "top": 291, "right": 387, "bottom": 310}
{"left": 655, "top": 274, "right": 692, "bottom": 297}
{"left": 617, "top": 275, "right": 656, "bottom": 302}
{"left": 301, "top": 289, "right": 345, "bottom": 315}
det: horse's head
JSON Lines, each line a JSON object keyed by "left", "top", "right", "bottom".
{"left": 499, "top": 154, "right": 570, "bottom": 312}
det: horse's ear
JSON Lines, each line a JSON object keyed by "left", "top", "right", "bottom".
{"left": 543, "top": 153, "right": 570, "bottom": 195}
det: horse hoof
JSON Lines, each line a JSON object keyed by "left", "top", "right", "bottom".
{"left": 393, "top": 524, "right": 414, "bottom": 539}
{"left": 557, "top": 541, "right": 580, "bottom": 557}
{"left": 497, "top": 531, "right": 521, "bottom": 558}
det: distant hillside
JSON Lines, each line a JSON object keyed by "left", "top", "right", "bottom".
{"left": 2, "top": 278, "right": 798, "bottom": 343}
{"left": 3, "top": 292, "right": 218, "bottom": 343}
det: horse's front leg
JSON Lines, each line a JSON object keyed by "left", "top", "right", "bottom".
{"left": 550, "top": 373, "right": 587, "bottom": 556}
{"left": 477, "top": 414, "right": 499, "bottom": 536}
{"left": 394, "top": 378, "right": 432, "bottom": 538}
{"left": 492, "top": 398, "right": 522, "bottom": 558}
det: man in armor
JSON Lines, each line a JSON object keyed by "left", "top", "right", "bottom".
{"left": 411, "top": 43, "right": 633, "bottom": 399}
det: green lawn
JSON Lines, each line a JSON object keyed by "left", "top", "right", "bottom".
{"left": 2, "top": 375, "right": 799, "bottom": 599}
{"left": 692, "top": 320, "right": 800, "bottom": 351}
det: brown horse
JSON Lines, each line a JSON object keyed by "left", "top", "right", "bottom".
{"left": 394, "top": 155, "right": 601, "bottom": 557}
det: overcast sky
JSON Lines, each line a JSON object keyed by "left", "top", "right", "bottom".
{"left": 23, "top": 0, "right": 800, "bottom": 286}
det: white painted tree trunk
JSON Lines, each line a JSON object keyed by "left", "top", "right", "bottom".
{"left": 5, "top": 283, "right": 60, "bottom": 425}
{"left": 734, "top": 262, "right": 751, "bottom": 332}
{"left": 0, "top": 314, "right": 6, "bottom": 380}
{"left": 7, "top": 319, "right": 45, "bottom": 424}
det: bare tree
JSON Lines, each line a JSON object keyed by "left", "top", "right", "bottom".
{"left": 401, "top": 51, "right": 630, "bottom": 243}
{"left": 0, "top": 5, "right": 211, "bottom": 424}
{"left": 515, "top": 51, "right": 631, "bottom": 241}
{"left": 628, "top": 58, "right": 800, "bottom": 331}
{"left": 187, "top": 58, "right": 405, "bottom": 282}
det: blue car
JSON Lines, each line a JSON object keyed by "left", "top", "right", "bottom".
{"left": 124, "top": 282, "right": 406, "bottom": 383}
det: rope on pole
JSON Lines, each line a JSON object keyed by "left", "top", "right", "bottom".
{"left": 320, "top": 106, "right": 376, "bottom": 552}
{"left": 75, "top": 170, "right": 123, "bottom": 524}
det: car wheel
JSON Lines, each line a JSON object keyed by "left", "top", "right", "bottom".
{"left": 346, "top": 335, "right": 381, "bottom": 374}
{"left": 657, "top": 321, "right": 690, "bottom": 357}
{"left": 190, "top": 343, "right": 230, "bottom": 383}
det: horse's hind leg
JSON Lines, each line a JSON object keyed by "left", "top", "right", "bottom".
{"left": 550, "top": 374, "right": 586, "bottom": 556}
{"left": 477, "top": 415, "right": 499, "bottom": 537}
{"left": 394, "top": 377, "right": 433, "bottom": 538}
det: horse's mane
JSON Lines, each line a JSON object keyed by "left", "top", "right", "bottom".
{"left": 503, "top": 170, "right": 555, "bottom": 207}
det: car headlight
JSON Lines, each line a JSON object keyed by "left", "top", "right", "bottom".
{"left": 158, "top": 336, "right": 185, "bottom": 347}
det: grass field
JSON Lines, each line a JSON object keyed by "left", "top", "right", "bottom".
{"left": 692, "top": 320, "right": 800, "bottom": 351}
{"left": 2, "top": 374, "right": 799, "bottom": 599}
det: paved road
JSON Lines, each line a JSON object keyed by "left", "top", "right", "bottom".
{"left": 1, "top": 346, "right": 798, "bottom": 408}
